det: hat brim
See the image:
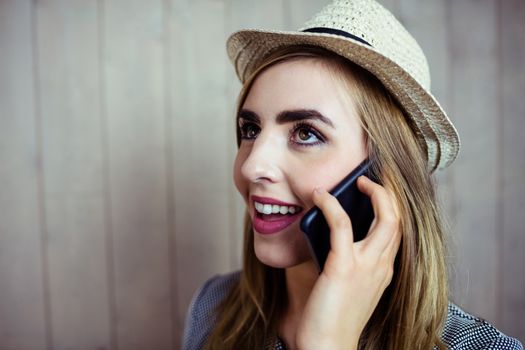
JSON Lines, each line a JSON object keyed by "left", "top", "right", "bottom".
{"left": 226, "top": 29, "right": 460, "bottom": 172}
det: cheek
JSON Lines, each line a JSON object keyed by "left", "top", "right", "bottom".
{"left": 300, "top": 163, "right": 346, "bottom": 188}
{"left": 233, "top": 150, "right": 248, "bottom": 203}
{"left": 290, "top": 152, "right": 361, "bottom": 206}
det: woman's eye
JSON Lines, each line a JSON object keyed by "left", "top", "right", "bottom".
{"left": 292, "top": 124, "right": 325, "bottom": 146}
{"left": 239, "top": 122, "right": 260, "bottom": 140}
{"left": 297, "top": 128, "right": 313, "bottom": 141}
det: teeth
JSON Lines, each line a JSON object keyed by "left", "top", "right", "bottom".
{"left": 254, "top": 201, "right": 300, "bottom": 215}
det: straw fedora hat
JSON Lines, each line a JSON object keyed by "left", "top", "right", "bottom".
{"left": 226, "top": 0, "right": 460, "bottom": 172}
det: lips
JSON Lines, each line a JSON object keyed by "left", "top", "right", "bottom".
{"left": 251, "top": 195, "right": 303, "bottom": 235}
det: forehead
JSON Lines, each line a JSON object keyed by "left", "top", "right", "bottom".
{"left": 242, "top": 58, "right": 358, "bottom": 125}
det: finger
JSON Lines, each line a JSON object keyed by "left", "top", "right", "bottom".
{"left": 312, "top": 187, "right": 354, "bottom": 256}
{"left": 357, "top": 176, "right": 401, "bottom": 254}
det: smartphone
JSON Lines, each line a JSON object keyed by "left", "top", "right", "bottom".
{"left": 300, "top": 158, "right": 377, "bottom": 272}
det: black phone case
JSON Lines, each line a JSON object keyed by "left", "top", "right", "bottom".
{"left": 300, "top": 159, "right": 376, "bottom": 272}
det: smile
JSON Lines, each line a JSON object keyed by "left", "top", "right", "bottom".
{"left": 251, "top": 195, "right": 304, "bottom": 235}
{"left": 254, "top": 201, "right": 300, "bottom": 215}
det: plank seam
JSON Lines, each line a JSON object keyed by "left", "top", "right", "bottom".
{"left": 98, "top": 1, "right": 119, "bottom": 348}
{"left": 31, "top": 1, "right": 53, "bottom": 349}
{"left": 163, "top": 0, "right": 179, "bottom": 347}
{"left": 495, "top": 0, "right": 504, "bottom": 327}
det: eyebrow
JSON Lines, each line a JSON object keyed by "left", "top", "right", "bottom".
{"left": 238, "top": 109, "right": 335, "bottom": 128}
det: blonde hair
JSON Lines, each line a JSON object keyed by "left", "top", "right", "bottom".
{"left": 205, "top": 46, "right": 449, "bottom": 349}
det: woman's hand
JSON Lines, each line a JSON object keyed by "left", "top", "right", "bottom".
{"left": 296, "top": 176, "right": 402, "bottom": 350}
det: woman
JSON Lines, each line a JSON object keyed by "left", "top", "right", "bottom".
{"left": 183, "top": 1, "right": 523, "bottom": 349}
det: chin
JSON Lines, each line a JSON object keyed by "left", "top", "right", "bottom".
{"left": 253, "top": 233, "right": 312, "bottom": 268}
{"left": 255, "top": 251, "right": 306, "bottom": 269}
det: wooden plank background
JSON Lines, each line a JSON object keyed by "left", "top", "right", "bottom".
{"left": 0, "top": 0, "right": 523, "bottom": 348}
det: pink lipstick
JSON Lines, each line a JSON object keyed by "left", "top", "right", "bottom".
{"left": 251, "top": 195, "right": 303, "bottom": 235}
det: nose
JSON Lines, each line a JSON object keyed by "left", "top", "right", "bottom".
{"left": 240, "top": 132, "right": 283, "bottom": 184}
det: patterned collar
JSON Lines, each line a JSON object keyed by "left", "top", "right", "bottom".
{"left": 265, "top": 335, "right": 286, "bottom": 350}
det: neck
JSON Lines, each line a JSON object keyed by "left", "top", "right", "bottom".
{"left": 285, "top": 260, "right": 319, "bottom": 313}
{"left": 278, "top": 260, "right": 318, "bottom": 350}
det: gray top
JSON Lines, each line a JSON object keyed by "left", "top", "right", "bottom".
{"left": 182, "top": 271, "right": 523, "bottom": 350}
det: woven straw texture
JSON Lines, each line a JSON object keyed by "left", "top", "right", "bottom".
{"left": 226, "top": 0, "right": 460, "bottom": 172}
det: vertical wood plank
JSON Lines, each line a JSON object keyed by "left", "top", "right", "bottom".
{"left": 103, "top": 0, "right": 173, "bottom": 348}
{"left": 0, "top": 1, "right": 49, "bottom": 348}
{"left": 222, "top": 0, "right": 293, "bottom": 305}
{"left": 225, "top": 3, "right": 246, "bottom": 277}
{"left": 286, "top": 0, "right": 328, "bottom": 29}
{"left": 501, "top": 0, "right": 525, "bottom": 343}
{"left": 162, "top": 0, "right": 181, "bottom": 347}
{"left": 376, "top": 0, "right": 399, "bottom": 16}
{"left": 398, "top": 0, "right": 458, "bottom": 301}
{"left": 398, "top": 0, "right": 450, "bottom": 122}
{"left": 232, "top": 0, "right": 288, "bottom": 30}
{"left": 225, "top": 0, "right": 292, "bottom": 278}
{"left": 34, "top": 0, "right": 112, "bottom": 348}
{"left": 169, "top": 0, "right": 233, "bottom": 345}
{"left": 448, "top": 0, "right": 500, "bottom": 323}
{"left": 225, "top": 0, "right": 292, "bottom": 267}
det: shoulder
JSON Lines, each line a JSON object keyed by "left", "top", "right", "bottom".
{"left": 442, "top": 303, "right": 523, "bottom": 349}
{"left": 181, "top": 270, "right": 241, "bottom": 350}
